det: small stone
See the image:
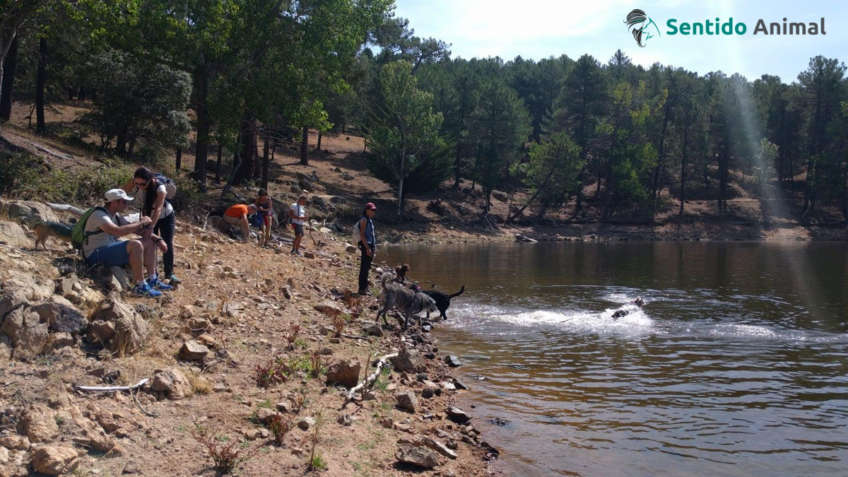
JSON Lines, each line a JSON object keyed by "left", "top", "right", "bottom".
{"left": 380, "top": 417, "right": 393, "bottom": 429}
{"left": 179, "top": 340, "right": 210, "bottom": 361}
{"left": 364, "top": 324, "right": 383, "bottom": 337}
{"left": 255, "top": 408, "right": 276, "bottom": 424}
{"left": 282, "top": 286, "right": 293, "bottom": 300}
{"left": 303, "top": 251, "right": 315, "bottom": 259}
{"left": 395, "top": 392, "right": 418, "bottom": 413}
{"left": 446, "top": 407, "right": 471, "bottom": 425}
{"left": 122, "top": 461, "right": 141, "bottom": 474}
{"left": 337, "top": 414, "right": 352, "bottom": 426}
{"left": 445, "top": 355, "right": 462, "bottom": 367}
{"left": 422, "top": 388, "right": 434, "bottom": 399}
{"left": 276, "top": 401, "right": 292, "bottom": 413}
{"left": 452, "top": 378, "right": 469, "bottom": 390}
{"left": 0, "top": 435, "right": 30, "bottom": 450}
{"left": 243, "top": 428, "right": 262, "bottom": 440}
{"left": 21, "top": 405, "right": 59, "bottom": 442}
{"left": 297, "top": 417, "right": 315, "bottom": 431}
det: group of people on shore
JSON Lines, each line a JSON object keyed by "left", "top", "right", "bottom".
{"left": 81, "top": 167, "right": 381, "bottom": 298}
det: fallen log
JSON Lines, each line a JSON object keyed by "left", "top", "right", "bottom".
{"left": 74, "top": 378, "right": 149, "bottom": 393}
{"left": 343, "top": 352, "right": 398, "bottom": 406}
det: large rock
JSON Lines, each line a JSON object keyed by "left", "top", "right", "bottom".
{"left": 179, "top": 340, "right": 210, "bottom": 362}
{"left": 30, "top": 299, "right": 86, "bottom": 334}
{"left": 91, "top": 298, "right": 148, "bottom": 355}
{"left": 395, "top": 392, "right": 418, "bottom": 413}
{"left": 0, "top": 288, "right": 28, "bottom": 320}
{"left": 0, "top": 220, "right": 30, "bottom": 248}
{"left": 21, "top": 405, "right": 59, "bottom": 442}
{"left": 2, "top": 200, "right": 59, "bottom": 226}
{"left": 1, "top": 307, "right": 48, "bottom": 361}
{"left": 88, "top": 320, "right": 115, "bottom": 344}
{"left": 151, "top": 368, "right": 192, "bottom": 400}
{"left": 390, "top": 347, "right": 420, "bottom": 373}
{"left": 396, "top": 444, "right": 439, "bottom": 469}
{"left": 30, "top": 445, "right": 80, "bottom": 475}
{"left": 422, "top": 436, "right": 457, "bottom": 459}
{"left": 4, "top": 274, "right": 54, "bottom": 302}
{"left": 325, "top": 359, "right": 361, "bottom": 388}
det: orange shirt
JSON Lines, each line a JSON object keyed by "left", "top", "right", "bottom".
{"left": 225, "top": 204, "right": 249, "bottom": 218}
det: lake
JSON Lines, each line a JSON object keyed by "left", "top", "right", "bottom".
{"left": 382, "top": 242, "right": 848, "bottom": 477}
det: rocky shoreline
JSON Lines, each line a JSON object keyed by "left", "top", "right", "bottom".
{"left": 0, "top": 199, "right": 502, "bottom": 476}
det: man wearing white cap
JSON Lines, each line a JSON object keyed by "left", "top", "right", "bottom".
{"left": 82, "top": 189, "right": 169, "bottom": 297}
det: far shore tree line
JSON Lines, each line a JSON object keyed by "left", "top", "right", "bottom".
{"left": 1, "top": 1, "right": 847, "bottom": 225}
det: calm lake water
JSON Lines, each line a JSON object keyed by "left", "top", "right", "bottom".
{"left": 382, "top": 242, "right": 848, "bottom": 477}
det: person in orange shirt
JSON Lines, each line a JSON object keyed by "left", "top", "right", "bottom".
{"left": 224, "top": 203, "right": 257, "bottom": 243}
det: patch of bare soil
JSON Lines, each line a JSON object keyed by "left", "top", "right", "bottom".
{"left": 0, "top": 212, "right": 501, "bottom": 476}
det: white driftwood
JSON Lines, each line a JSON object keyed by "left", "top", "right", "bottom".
{"left": 46, "top": 202, "right": 86, "bottom": 216}
{"left": 74, "top": 378, "right": 149, "bottom": 393}
{"left": 345, "top": 352, "right": 398, "bottom": 403}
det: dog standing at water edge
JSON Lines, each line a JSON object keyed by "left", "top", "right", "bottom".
{"left": 423, "top": 285, "right": 465, "bottom": 320}
{"left": 376, "top": 275, "right": 437, "bottom": 330}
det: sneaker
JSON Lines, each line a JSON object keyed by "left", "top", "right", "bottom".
{"left": 168, "top": 274, "right": 182, "bottom": 285}
{"left": 133, "top": 282, "right": 162, "bottom": 298}
{"left": 148, "top": 276, "right": 173, "bottom": 291}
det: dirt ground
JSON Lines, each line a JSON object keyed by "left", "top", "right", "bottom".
{"left": 0, "top": 217, "right": 502, "bottom": 476}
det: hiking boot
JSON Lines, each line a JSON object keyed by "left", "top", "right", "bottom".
{"left": 148, "top": 276, "right": 173, "bottom": 291}
{"left": 168, "top": 274, "right": 182, "bottom": 285}
{"left": 133, "top": 282, "right": 162, "bottom": 298}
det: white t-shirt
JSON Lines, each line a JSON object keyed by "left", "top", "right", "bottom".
{"left": 82, "top": 209, "right": 120, "bottom": 258}
{"left": 133, "top": 183, "right": 173, "bottom": 219}
{"left": 290, "top": 203, "right": 306, "bottom": 225}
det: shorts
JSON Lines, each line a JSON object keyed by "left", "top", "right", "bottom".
{"left": 85, "top": 241, "right": 130, "bottom": 267}
{"left": 293, "top": 223, "right": 304, "bottom": 237}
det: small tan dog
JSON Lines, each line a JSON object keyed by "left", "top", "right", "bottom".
{"left": 33, "top": 221, "right": 73, "bottom": 250}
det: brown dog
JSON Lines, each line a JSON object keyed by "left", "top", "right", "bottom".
{"left": 33, "top": 222, "right": 73, "bottom": 250}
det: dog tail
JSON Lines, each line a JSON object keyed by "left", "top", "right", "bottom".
{"left": 449, "top": 286, "right": 465, "bottom": 299}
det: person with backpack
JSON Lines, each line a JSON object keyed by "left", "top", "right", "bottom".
{"left": 354, "top": 202, "right": 377, "bottom": 295}
{"left": 124, "top": 167, "right": 180, "bottom": 285}
{"left": 80, "top": 189, "right": 170, "bottom": 297}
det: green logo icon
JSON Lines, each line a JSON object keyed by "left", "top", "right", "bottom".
{"left": 625, "top": 9, "right": 661, "bottom": 47}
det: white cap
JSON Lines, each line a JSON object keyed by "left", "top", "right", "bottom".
{"left": 104, "top": 188, "right": 133, "bottom": 202}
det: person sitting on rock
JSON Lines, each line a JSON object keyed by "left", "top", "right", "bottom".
{"left": 223, "top": 203, "right": 257, "bottom": 243}
{"left": 83, "top": 189, "right": 170, "bottom": 298}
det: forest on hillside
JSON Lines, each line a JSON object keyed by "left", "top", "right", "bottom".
{"left": 1, "top": 1, "right": 847, "bottom": 225}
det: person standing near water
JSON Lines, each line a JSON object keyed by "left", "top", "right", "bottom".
{"left": 356, "top": 202, "right": 377, "bottom": 295}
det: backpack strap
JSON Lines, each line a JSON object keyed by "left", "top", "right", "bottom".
{"left": 83, "top": 207, "right": 109, "bottom": 244}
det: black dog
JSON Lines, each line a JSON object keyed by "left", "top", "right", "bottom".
{"left": 423, "top": 286, "right": 465, "bottom": 320}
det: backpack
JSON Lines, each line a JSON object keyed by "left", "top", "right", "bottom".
{"left": 352, "top": 217, "right": 363, "bottom": 245}
{"left": 70, "top": 207, "right": 107, "bottom": 251}
{"left": 154, "top": 173, "right": 177, "bottom": 199}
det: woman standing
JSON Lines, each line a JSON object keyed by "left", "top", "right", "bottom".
{"left": 124, "top": 167, "right": 180, "bottom": 285}
{"left": 255, "top": 189, "right": 273, "bottom": 247}
{"left": 356, "top": 202, "right": 377, "bottom": 295}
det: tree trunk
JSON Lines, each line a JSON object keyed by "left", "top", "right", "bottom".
{"left": 215, "top": 143, "right": 223, "bottom": 183}
{"left": 234, "top": 114, "right": 256, "bottom": 184}
{"left": 0, "top": 37, "right": 18, "bottom": 121}
{"left": 453, "top": 142, "right": 462, "bottom": 190}
{"left": 679, "top": 126, "right": 689, "bottom": 216}
{"left": 35, "top": 37, "right": 47, "bottom": 134}
{"left": 193, "top": 65, "right": 210, "bottom": 191}
{"left": 718, "top": 151, "right": 729, "bottom": 216}
{"left": 316, "top": 130, "right": 322, "bottom": 151}
{"left": 175, "top": 148, "right": 182, "bottom": 171}
{"left": 261, "top": 132, "right": 270, "bottom": 189}
{"left": 299, "top": 126, "right": 309, "bottom": 165}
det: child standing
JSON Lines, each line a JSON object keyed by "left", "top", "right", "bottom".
{"left": 255, "top": 189, "right": 273, "bottom": 247}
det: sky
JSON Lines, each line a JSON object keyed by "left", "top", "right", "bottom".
{"left": 393, "top": 0, "right": 848, "bottom": 83}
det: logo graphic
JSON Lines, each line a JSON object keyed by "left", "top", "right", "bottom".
{"left": 625, "top": 9, "right": 661, "bottom": 47}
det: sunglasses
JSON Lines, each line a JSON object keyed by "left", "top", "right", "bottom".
{"left": 134, "top": 180, "right": 148, "bottom": 187}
